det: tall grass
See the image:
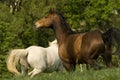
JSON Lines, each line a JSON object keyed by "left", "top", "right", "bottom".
{"left": 3, "top": 67, "right": 120, "bottom": 80}
{"left": 2, "top": 55, "right": 119, "bottom": 80}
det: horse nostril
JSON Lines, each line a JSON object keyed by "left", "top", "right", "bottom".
{"left": 33, "top": 24, "right": 40, "bottom": 30}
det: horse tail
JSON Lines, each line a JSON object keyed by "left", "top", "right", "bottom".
{"left": 102, "top": 28, "right": 113, "bottom": 47}
{"left": 6, "top": 49, "right": 28, "bottom": 75}
{"left": 102, "top": 28, "right": 113, "bottom": 67}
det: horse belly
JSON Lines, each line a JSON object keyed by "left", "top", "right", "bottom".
{"left": 27, "top": 50, "right": 47, "bottom": 70}
{"left": 45, "top": 51, "right": 61, "bottom": 72}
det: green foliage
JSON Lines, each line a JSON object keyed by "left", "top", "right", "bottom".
{"left": 57, "top": 0, "right": 120, "bottom": 31}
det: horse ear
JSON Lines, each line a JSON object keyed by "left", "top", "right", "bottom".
{"left": 49, "top": 8, "right": 56, "bottom": 14}
{"left": 48, "top": 41, "right": 51, "bottom": 45}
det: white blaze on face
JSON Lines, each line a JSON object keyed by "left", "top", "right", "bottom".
{"left": 35, "top": 22, "right": 42, "bottom": 28}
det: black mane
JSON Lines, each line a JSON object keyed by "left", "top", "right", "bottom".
{"left": 56, "top": 12, "right": 76, "bottom": 34}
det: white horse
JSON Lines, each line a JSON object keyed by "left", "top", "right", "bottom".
{"left": 6, "top": 39, "right": 63, "bottom": 78}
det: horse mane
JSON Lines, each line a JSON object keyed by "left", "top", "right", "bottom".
{"left": 58, "top": 12, "right": 76, "bottom": 34}
{"left": 49, "top": 9, "right": 75, "bottom": 34}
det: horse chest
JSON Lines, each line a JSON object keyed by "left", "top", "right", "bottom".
{"left": 58, "top": 44, "right": 79, "bottom": 63}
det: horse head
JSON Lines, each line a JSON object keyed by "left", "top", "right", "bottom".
{"left": 34, "top": 8, "right": 58, "bottom": 29}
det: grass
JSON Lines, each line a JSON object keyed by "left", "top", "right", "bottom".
{"left": 1, "top": 55, "right": 120, "bottom": 80}
{"left": 2, "top": 67, "right": 120, "bottom": 80}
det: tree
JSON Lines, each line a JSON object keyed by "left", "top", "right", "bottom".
{"left": 57, "top": 0, "right": 120, "bottom": 31}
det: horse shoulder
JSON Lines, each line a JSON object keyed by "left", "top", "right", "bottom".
{"left": 73, "top": 34, "right": 84, "bottom": 54}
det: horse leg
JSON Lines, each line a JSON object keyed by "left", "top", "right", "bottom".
{"left": 56, "top": 63, "right": 63, "bottom": 71}
{"left": 79, "top": 64, "right": 89, "bottom": 72}
{"left": 86, "top": 59, "right": 101, "bottom": 70}
{"left": 104, "top": 43, "right": 112, "bottom": 67}
{"left": 28, "top": 70, "right": 33, "bottom": 76}
{"left": 20, "top": 58, "right": 29, "bottom": 75}
{"left": 21, "top": 65, "right": 28, "bottom": 76}
{"left": 102, "top": 51, "right": 112, "bottom": 67}
{"left": 62, "top": 61, "right": 75, "bottom": 72}
{"left": 19, "top": 56, "right": 29, "bottom": 70}
{"left": 28, "top": 68, "right": 42, "bottom": 78}
{"left": 80, "top": 64, "right": 83, "bottom": 72}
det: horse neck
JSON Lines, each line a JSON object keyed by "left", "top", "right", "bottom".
{"left": 52, "top": 16, "right": 73, "bottom": 44}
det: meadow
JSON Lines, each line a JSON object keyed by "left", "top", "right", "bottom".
{"left": 2, "top": 65, "right": 120, "bottom": 80}
{"left": 1, "top": 55, "right": 119, "bottom": 80}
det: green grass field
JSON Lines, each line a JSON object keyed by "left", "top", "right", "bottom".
{"left": 1, "top": 55, "right": 119, "bottom": 80}
{"left": 2, "top": 66, "right": 120, "bottom": 80}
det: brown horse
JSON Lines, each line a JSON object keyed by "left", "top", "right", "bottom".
{"left": 34, "top": 9, "right": 112, "bottom": 71}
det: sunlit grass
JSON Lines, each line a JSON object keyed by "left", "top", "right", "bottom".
{"left": 3, "top": 67, "right": 120, "bottom": 80}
